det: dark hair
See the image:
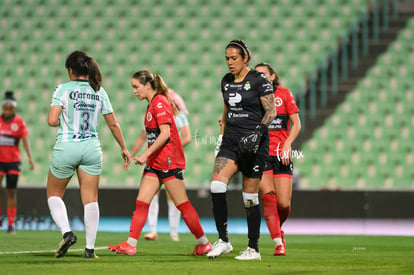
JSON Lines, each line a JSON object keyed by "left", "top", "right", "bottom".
{"left": 255, "top": 62, "right": 280, "bottom": 87}
{"left": 65, "top": 50, "right": 102, "bottom": 92}
{"left": 225, "top": 39, "right": 251, "bottom": 64}
{"left": 2, "top": 90, "right": 17, "bottom": 107}
{"left": 132, "top": 70, "right": 179, "bottom": 114}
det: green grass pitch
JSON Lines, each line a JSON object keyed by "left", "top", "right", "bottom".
{"left": 1, "top": 231, "right": 413, "bottom": 274}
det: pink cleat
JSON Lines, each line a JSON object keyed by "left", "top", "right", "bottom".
{"left": 273, "top": 244, "right": 286, "bottom": 256}
{"left": 114, "top": 242, "right": 137, "bottom": 255}
{"left": 190, "top": 242, "right": 212, "bottom": 256}
{"left": 108, "top": 240, "right": 129, "bottom": 252}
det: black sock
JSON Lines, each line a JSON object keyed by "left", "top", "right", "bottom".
{"left": 246, "top": 205, "right": 261, "bottom": 252}
{"left": 211, "top": 192, "right": 228, "bottom": 242}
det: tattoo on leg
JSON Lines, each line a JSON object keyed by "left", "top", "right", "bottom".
{"left": 213, "top": 157, "right": 228, "bottom": 174}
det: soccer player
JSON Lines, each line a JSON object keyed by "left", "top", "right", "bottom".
{"left": 47, "top": 50, "right": 130, "bottom": 258}
{"left": 0, "top": 91, "right": 34, "bottom": 234}
{"left": 255, "top": 63, "right": 301, "bottom": 256}
{"left": 129, "top": 89, "right": 191, "bottom": 242}
{"left": 207, "top": 40, "right": 276, "bottom": 261}
{"left": 108, "top": 70, "right": 211, "bottom": 256}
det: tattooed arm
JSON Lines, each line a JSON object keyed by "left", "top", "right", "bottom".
{"left": 260, "top": 94, "right": 277, "bottom": 127}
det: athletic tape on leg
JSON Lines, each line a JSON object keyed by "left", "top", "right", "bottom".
{"left": 210, "top": 180, "right": 227, "bottom": 193}
{"left": 242, "top": 192, "right": 259, "bottom": 208}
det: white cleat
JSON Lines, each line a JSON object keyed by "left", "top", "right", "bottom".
{"left": 234, "top": 247, "right": 261, "bottom": 261}
{"left": 207, "top": 239, "right": 233, "bottom": 259}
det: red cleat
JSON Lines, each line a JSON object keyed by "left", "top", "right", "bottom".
{"left": 281, "top": 231, "right": 286, "bottom": 248}
{"left": 273, "top": 244, "right": 286, "bottom": 256}
{"left": 115, "top": 242, "right": 136, "bottom": 255}
{"left": 190, "top": 242, "right": 212, "bottom": 256}
{"left": 108, "top": 240, "right": 129, "bottom": 251}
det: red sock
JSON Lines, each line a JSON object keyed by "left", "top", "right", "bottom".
{"left": 176, "top": 200, "right": 204, "bottom": 239}
{"left": 278, "top": 205, "right": 291, "bottom": 226}
{"left": 129, "top": 200, "right": 149, "bottom": 240}
{"left": 8, "top": 207, "right": 17, "bottom": 227}
{"left": 262, "top": 194, "right": 281, "bottom": 239}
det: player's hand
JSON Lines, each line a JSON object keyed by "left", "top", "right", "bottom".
{"left": 29, "top": 159, "right": 34, "bottom": 170}
{"left": 239, "top": 124, "right": 267, "bottom": 154}
{"left": 122, "top": 150, "right": 131, "bottom": 170}
{"left": 281, "top": 142, "right": 292, "bottom": 166}
{"left": 134, "top": 152, "right": 148, "bottom": 166}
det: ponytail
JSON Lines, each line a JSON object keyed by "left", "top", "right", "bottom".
{"left": 65, "top": 50, "right": 102, "bottom": 92}
{"left": 86, "top": 57, "right": 102, "bottom": 92}
{"left": 153, "top": 74, "right": 179, "bottom": 115}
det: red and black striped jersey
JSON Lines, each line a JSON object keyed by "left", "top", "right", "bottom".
{"left": 144, "top": 93, "right": 185, "bottom": 170}
{"left": 0, "top": 115, "right": 28, "bottom": 162}
{"left": 268, "top": 86, "right": 299, "bottom": 156}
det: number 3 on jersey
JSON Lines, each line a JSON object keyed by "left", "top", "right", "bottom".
{"left": 80, "top": 111, "right": 90, "bottom": 131}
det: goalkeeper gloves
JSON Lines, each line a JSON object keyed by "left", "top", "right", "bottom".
{"left": 239, "top": 124, "right": 267, "bottom": 154}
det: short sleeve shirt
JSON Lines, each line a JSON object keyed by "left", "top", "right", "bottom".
{"left": 50, "top": 80, "right": 113, "bottom": 143}
{"left": 144, "top": 93, "right": 185, "bottom": 170}
{"left": 221, "top": 70, "right": 273, "bottom": 134}
{"left": 268, "top": 86, "right": 299, "bottom": 156}
{"left": 0, "top": 115, "right": 28, "bottom": 162}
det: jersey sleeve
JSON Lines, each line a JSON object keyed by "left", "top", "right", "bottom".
{"left": 154, "top": 97, "right": 174, "bottom": 126}
{"left": 174, "top": 112, "right": 189, "bottom": 129}
{"left": 256, "top": 72, "right": 274, "bottom": 97}
{"left": 285, "top": 89, "right": 299, "bottom": 115}
{"left": 50, "top": 84, "right": 64, "bottom": 106}
{"left": 99, "top": 87, "right": 114, "bottom": 115}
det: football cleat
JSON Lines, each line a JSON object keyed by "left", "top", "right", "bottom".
{"left": 273, "top": 244, "right": 286, "bottom": 256}
{"left": 170, "top": 234, "right": 179, "bottom": 242}
{"left": 281, "top": 230, "right": 286, "bottom": 248}
{"left": 108, "top": 240, "right": 128, "bottom": 252}
{"left": 144, "top": 232, "right": 158, "bottom": 240}
{"left": 115, "top": 242, "right": 136, "bottom": 255}
{"left": 7, "top": 225, "right": 16, "bottom": 234}
{"left": 207, "top": 239, "right": 233, "bottom": 259}
{"left": 190, "top": 242, "right": 212, "bottom": 256}
{"left": 56, "top": 231, "right": 77, "bottom": 258}
{"left": 234, "top": 247, "right": 261, "bottom": 261}
{"left": 84, "top": 248, "right": 99, "bottom": 258}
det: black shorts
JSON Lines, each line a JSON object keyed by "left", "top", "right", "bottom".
{"left": 217, "top": 132, "right": 269, "bottom": 179}
{"left": 0, "top": 162, "right": 21, "bottom": 189}
{"left": 143, "top": 166, "right": 184, "bottom": 182}
{"left": 264, "top": 156, "right": 293, "bottom": 178}
{"left": 0, "top": 162, "right": 21, "bottom": 176}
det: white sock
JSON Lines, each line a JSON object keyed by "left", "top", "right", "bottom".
{"left": 273, "top": 237, "right": 283, "bottom": 246}
{"left": 168, "top": 200, "right": 181, "bottom": 237}
{"left": 147, "top": 195, "right": 159, "bottom": 233}
{"left": 84, "top": 202, "right": 99, "bottom": 250}
{"left": 197, "top": 235, "right": 208, "bottom": 245}
{"left": 47, "top": 196, "right": 71, "bottom": 236}
{"left": 127, "top": 237, "right": 137, "bottom": 247}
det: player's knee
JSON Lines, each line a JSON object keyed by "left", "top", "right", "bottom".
{"left": 210, "top": 180, "right": 227, "bottom": 193}
{"left": 242, "top": 192, "right": 259, "bottom": 208}
{"left": 277, "top": 200, "right": 290, "bottom": 209}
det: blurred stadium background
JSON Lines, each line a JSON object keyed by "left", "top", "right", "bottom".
{"left": 1, "top": 0, "right": 413, "bottom": 226}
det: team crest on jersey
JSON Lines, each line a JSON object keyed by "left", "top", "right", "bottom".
{"left": 275, "top": 97, "right": 283, "bottom": 107}
{"left": 147, "top": 112, "right": 152, "bottom": 121}
{"left": 11, "top": 123, "right": 19, "bottom": 132}
{"left": 243, "top": 81, "right": 251, "bottom": 91}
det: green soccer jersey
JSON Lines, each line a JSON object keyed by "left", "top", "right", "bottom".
{"left": 50, "top": 80, "right": 113, "bottom": 143}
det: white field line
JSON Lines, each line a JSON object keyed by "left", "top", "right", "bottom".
{"left": 0, "top": 246, "right": 108, "bottom": 255}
